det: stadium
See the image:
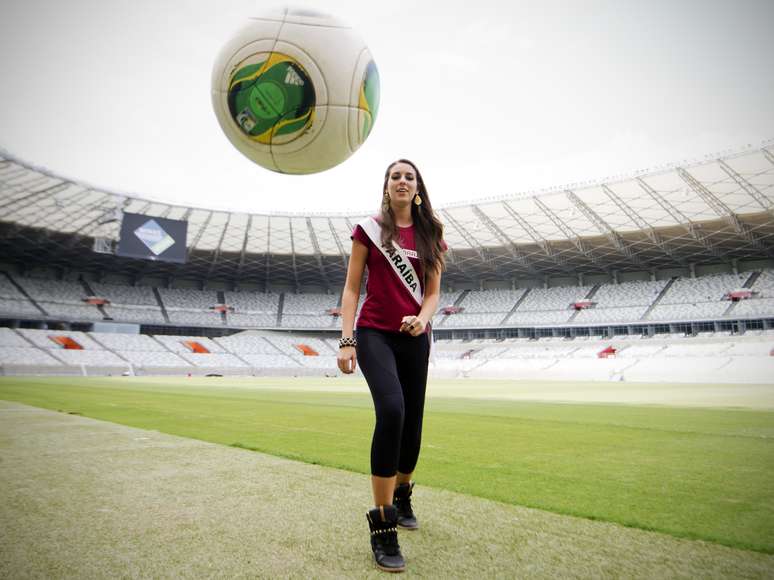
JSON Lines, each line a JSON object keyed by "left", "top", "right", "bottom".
{"left": 2, "top": 1, "right": 774, "bottom": 576}
{"left": 2, "top": 143, "right": 774, "bottom": 575}
{"left": 0, "top": 143, "right": 773, "bottom": 382}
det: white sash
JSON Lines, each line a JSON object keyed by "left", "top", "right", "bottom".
{"left": 359, "top": 217, "right": 423, "bottom": 307}
{"left": 358, "top": 217, "right": 435, "bottom": 362}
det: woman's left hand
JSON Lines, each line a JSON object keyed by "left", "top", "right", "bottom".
{"left": 400, "top": 315, "right": 426, "bottom": 336}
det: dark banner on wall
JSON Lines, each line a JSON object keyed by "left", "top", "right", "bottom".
{"left": 116, "top": 212, "right": 188, "bottom": 263}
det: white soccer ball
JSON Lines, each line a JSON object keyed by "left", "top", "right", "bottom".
{"left": 211, "top": 7, "right": 380, "bottom": 175}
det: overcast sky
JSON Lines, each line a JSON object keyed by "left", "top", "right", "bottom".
{"left": 1, "top": 0, "right": 773, "bottom": 215}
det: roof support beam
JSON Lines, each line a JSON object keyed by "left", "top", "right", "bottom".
{"left": 236, "top": 214, "right": 252, "bottom": 281}
{"left": 0, "top": 167, "right": 28, "bottom": 181}
{"left": 307, "top": 217, "right": 331, "bottom": 291}
{"left": 677, "top": 167, "right": 767, "bottom": 251}
{"left": 190, "top": 210, "right": 213, "bottom": 248}
{"left": 71, "top": 194, "right": 122, "bottom": 236}
{"left": 601, "top": 184, "right": 682, "bottom": 263}
{"left": 288, "top": 218, "right": 300, "bottom": 292}
{"left": 471, "top": 204, "right": 537, "bottom": 273}
{"left": 264, "top": 218, "right": 272, "bottom": 291}
{"left": 636, "top": 177, "right": 724, "bottom": 259}
{"left": 533, "top": 197, "right": 601, "bottom": 267}
{"left": 0, "top": 181, "right": 70, "bottom": 213}
{"left": 439, "top": 210, "right": 486, "bottom": 261}
{"left": 565, "top": 189, "right": 641, "bottom": 266}
{"left": 207, "top": 212, "right": 231, "bottom": 278}
{"left": 500, "top": 201, "right": 562, "bottom": 267}
{"left": 717, "top": 159, "right": 773, "bottom": 213}
{"left": 439, "top": 209, "right": 492, "bottom": 281}
{"left": 0, "top": 175, "right": 50, "bottom": 199}
{"left": 329, "top": 218, "right": 348, "bottom": 272}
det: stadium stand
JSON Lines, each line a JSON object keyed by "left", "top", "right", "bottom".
{"left": 166, "top": 309, "right": 224, "bottom": 326}
{"left": 158, "top": 288, "right": 219, "bottom": 309}
{"left": 2, "top": 271, "right": 772, "bottom": 330}
{"left": 263, "top": 332, "right": 337, "bottom": 368}
{"left": 17, "top": 328, "right": 102, "bottom": 350}
{"left": 2, "top": 319, "right": 772, "bottom": 381}
{"left": 178, "top": 352, "right": 248, "bottom": 368}
{"left": 429, "top": 333, "right": 774, "bottom": 383}
{"left": 443, "top": 289, "right": 527, "bottom": 328}
{"left": 214, "top": 332, "right": 302, "bottom": 369}
{"left": 513, "top": 285, "right": 593, "bottom": 312}
{"left": 89, "top": 331, "right": 165, "bottom": 352}
{"left": 504, "top": 285, "right": 592, "bottom": 326}
{"left": 0, "top": 328, "right": 128, "bottom": 374}
{"left": 47, "top": 348, "right": 127, "bottom": 367}
{"left": 0, "top": 346, "right": 63, "bottom": 367}
{"left": 88, "top": 332, "right": 189, "bottom": 369}
{"left": 437, "top": 290, "right": 465, "bottom": 309}
{"left": 103, "top": 305, "right": 166, "bottom": 324}
{"left": 39, "top": 303, "right": 104, "bottom": 321}
{"left": 0, "top": 298, "right": 41, "bottom": 317}
{"left": 14, "top": 278, "right": 85, "bottom": 303}
{"left": 0, "top": 275, "right": 42, "bottom": 317}
{"left": 0, "top": 328, "right": 64, "bottom": 368}
{"left": 1, "top": 144, "right": 773, "bottom": 381}
{"left": 647, "top": 273, "right": 750, "bottom": 321}
{"left": 154, "top": 335, "right": 225, "bottom": 354}
{"left": 90, "top": 282, "right": 158, "bottom": 305}
{"left": 10, "top": 277, "right": 103, "bottom": 321}
{"left": 0, "top": 327, "right": 29, "bottom": 348}
{"left": 224, "top": 291, "right": 279, "bottom": 327}
{"left": 281, "top": 293, "right": 339, "bottom": 328}
{"left": 117, "top": 350, "right": 189, "bottom": 368}
{"left": 574, "top": 279, "right": 667, "bottom": 323}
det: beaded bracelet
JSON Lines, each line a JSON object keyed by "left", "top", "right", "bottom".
{"left": 339, "top": 336, "right": 357, "bottom": 349}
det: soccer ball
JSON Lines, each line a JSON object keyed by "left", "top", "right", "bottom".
{"left": 211, "top": 7, "right": 380, "bottom": 175}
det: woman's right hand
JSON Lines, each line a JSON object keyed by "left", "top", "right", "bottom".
{"left": 337, "top": 346, "right": 357, "bottom": 374}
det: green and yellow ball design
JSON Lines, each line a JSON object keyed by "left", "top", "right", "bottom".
{"left": 227, "top": 53, "right": 315, "bottom": 145}
{"left": 358, "top": 60, "right": 380, "bottom": 144}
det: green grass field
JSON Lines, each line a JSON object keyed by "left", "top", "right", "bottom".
{"left": 1, "top": 376, "right": 773, "bottom": 554}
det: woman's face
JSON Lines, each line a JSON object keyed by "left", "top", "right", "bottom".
{"left": 385, "top": 162, "right": 419, "bottom": 207}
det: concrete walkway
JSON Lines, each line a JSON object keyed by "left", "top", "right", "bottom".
{"left": 1, "top": 401, "right": 772, "bottom": 579}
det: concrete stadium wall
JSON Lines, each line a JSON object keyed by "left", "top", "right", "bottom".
{"left": 0, "top": 364, "right": 129, "bottom": 377}
{"left": 3, "top": 359, "right": 772, "bottom": 383}
{"left": 443, "top": 356, "right": 774, "bottom": 384}
{"left": 129, "top": 366, "right": 335, "bottom": 378}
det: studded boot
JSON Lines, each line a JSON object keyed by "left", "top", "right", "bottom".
{"left": 366, "top": 505, "right": 405, "bottom": 573}
{"left": 393, "top": 482, "right": 418, "bottom": 530}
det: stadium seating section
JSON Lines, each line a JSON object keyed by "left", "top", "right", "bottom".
{"left": 2, "top": 270, "right": 771, "bottom": 329}
{"left": 0, "top": 269, "right": 772, "bottom": 382}
{"left": 0, "top": 323, "right": 772, "bottom": 382}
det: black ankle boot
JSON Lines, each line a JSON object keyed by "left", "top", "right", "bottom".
{"left": 393, "top": 482, "right": 418, "bottom": 530}
{"left": 366, "top": 505, "right": 405, "bottom": 573}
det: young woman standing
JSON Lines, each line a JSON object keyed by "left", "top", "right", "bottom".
{"left": 337, "top": 159, "right": 446, "bottom": 572}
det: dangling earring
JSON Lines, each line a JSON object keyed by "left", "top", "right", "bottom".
{"left": 414, "top": 194, "right": 422, "bottom": 206}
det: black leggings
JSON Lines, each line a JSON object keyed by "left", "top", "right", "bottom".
{"left": 356, "top": 327, "right": 430, "bottom": 477}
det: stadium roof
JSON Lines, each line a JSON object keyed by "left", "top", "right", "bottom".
{"left": 1, "top": 143, "right": 773, "bottom": 288}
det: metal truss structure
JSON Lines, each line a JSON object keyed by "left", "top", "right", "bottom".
{"left": 1, "top": 143, "right": 773, "bottom": 290}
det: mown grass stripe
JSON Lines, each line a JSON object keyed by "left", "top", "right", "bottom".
{"left": 0, "top": 376, "right": 772, "bottom": 554}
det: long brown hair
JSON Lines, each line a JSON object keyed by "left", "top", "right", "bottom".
{"left": 380, "top": 159, "right": 445, "bottom": 275}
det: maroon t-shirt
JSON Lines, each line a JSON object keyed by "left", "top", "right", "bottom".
{"left": 351, "top": 219, "right": 446, "bottom": 333}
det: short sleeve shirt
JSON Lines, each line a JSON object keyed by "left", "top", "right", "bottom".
{"left": 351, "top": 218, "right": 446, "bottom": 333}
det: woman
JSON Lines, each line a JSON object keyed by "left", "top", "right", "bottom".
{"left": 337, "top": 159, "right": 446, "bottom": 573}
